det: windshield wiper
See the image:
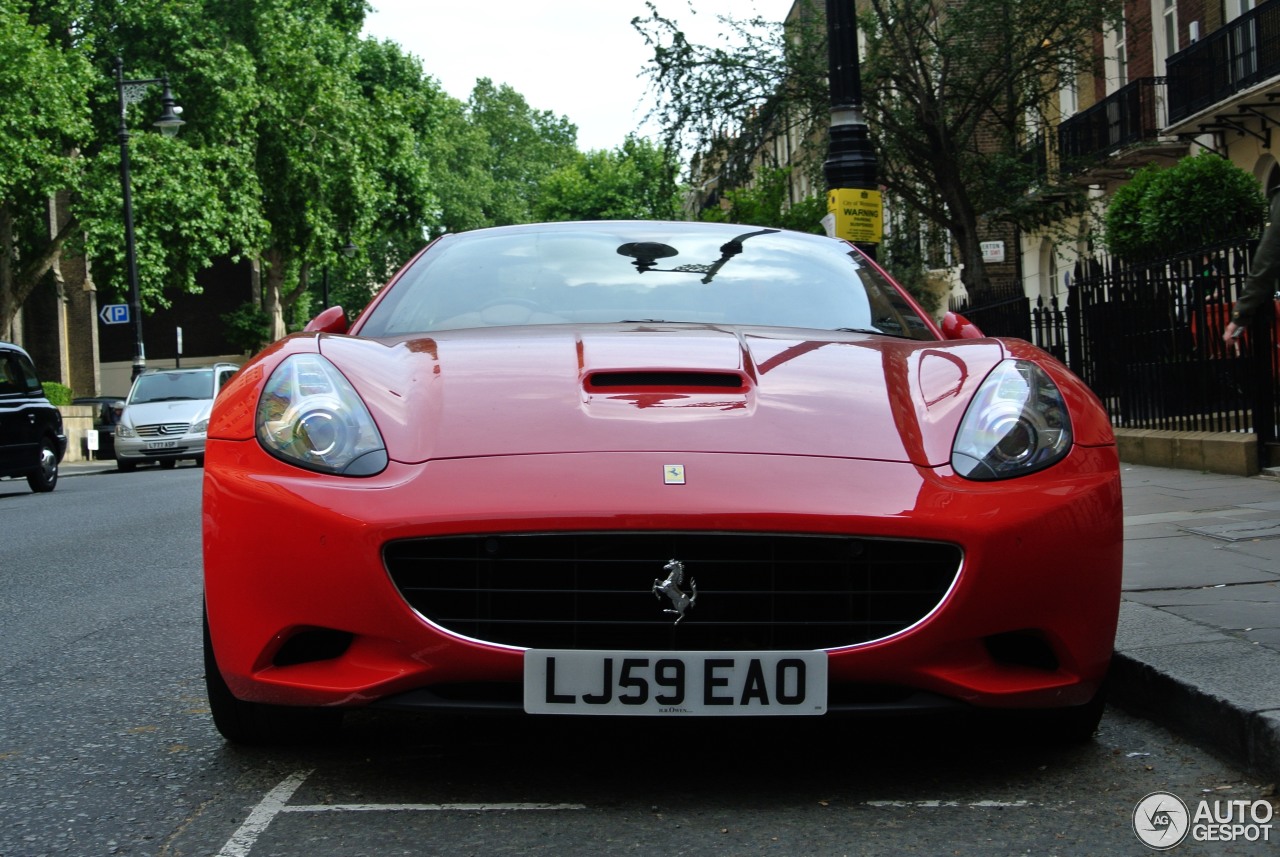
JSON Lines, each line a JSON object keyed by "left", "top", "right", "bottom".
{"left": 833, "top": 327, "right": 913, "bottom": 340}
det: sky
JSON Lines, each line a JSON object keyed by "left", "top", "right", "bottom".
{"left": 360, "top": 0, "right": 798, "bottom": 153}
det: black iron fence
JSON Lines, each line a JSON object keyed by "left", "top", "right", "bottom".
{"left": 955, "top": 237, "right": 1280, "bottom": 459}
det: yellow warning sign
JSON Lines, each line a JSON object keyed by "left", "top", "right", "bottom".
{"left": 827, "top": 187, "right": 883, "bottom": 245}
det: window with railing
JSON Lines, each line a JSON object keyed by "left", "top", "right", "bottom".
{"left": 1057, "top": 78, "right": 1166, "bottom": 167}
{"left": 1166, "top": 0, "right": 1280, "bottom": 124}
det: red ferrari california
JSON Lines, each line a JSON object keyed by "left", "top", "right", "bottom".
{"left": 202, "top": 221, "right": 1122, "bottom": 744}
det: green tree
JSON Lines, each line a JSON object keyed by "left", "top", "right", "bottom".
{"left": 635, "top": 0, "right": 1119, "bottom": 299}
{"left": 46, "top": 0, "right": 267, "bottom": 319}
{"left": 1104, "top": 153, "right": 1266, "bottom": 260}
{"left": 698, "top": 167, "right": 826, "bottom": 234}
{"left": 0, "top": 1, "right": 93, "bottom": 335}
{"left": 468, "top": 78, "right": 580, "bottom": 226}
{"left": 535, "top": 136, "right": 682, "bottom": 222}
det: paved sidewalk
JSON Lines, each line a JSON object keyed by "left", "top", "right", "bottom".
{"left": 1114, "top": 463, "right": 1280, "bottom": 781}
{"left": 59, "top": 459, "right": 1280, "bottom": 777}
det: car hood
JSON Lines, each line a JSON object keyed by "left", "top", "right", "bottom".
{"left": 123, "top": 399, "right": 212, "bottom": 426}
{"left": 314, "top": 324, "right": 1010, "bottom": 468}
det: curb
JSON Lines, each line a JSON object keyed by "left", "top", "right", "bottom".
{"left": 1112, "top": 603, "right": 1280, "bottom": 782}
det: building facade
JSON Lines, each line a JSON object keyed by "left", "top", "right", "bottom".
{"left": 1023, "top": 0, "right": 1280, "bottom": 305}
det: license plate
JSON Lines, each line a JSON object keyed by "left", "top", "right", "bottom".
{"left": 523, "top": 650, "right": 827, "bottom": 716}
{"left": 144, "top": 440, "right": 178, "bottom": 450}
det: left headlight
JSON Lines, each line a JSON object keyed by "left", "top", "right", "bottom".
{"left": 951, "top": 359, "right": 1072, "bottom": 481}
{"left": 256, "top": 354, "right": 388, "bottom": 476}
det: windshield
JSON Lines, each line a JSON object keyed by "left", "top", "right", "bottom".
{"left": 129, "top": 370, "right": 215, "bottom": 404}
{"left": 358, "top": 225, "right": 935, "bottom": 341}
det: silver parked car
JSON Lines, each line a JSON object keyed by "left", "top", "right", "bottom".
{"left": 115, "top": 364, "right": 238, "bottom": 471}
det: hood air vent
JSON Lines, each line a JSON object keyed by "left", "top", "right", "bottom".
{"left": 587, "top": 371, "right": 746, "bottom": 390}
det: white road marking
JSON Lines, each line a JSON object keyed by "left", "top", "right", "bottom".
{"left": 865, "top": 799, "right": 1032, "bottom": 808}
{"left": 216, "top": 769, "right": 313, "bottom": 857}
{"left": 216, "top": 770, "right": 585, "bottom": 856}
{"left": 281, "top": 802, "right": 586, "bottom": 813}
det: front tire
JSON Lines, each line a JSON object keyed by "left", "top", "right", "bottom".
{"left": 203, "top": 608, "right": 343, "bottom": 745}
{"left": 26, "top": 438, "right": 58, "bottom": 493}
{"left": 1004, "top": 679, "right": 1108, "bottom": 745}
{"left": 116, "top": 460, "right": 137, "bottom": 473}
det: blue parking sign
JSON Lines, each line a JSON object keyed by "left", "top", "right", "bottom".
{"left": 99, "top": 304, "right": 130, "bottom": 325}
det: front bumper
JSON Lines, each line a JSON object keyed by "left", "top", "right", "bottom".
{"left": 203, "top": 440, "right": 1122, "bottom": 713}
{"left": 116, "top": 433, "right": 206, "bottom": 462}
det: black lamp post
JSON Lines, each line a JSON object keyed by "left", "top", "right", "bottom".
{"left": 115, "top": 57, "right": 185, "bottom": 380}
{"left": 321, "top": 241, "right": 359, "bottom": 308}
{"left": 823, "top": 0, "right": 881, "bottom": 258}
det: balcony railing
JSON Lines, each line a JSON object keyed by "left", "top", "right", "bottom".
{"left": 1058, "top": 77, "right": 1166, "bottom": 168}
{"left": 1166, "top": 0, "right": 1280, "bottom": 125}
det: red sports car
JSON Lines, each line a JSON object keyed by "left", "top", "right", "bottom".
{"left": 202, "top": 221, "right": 1122, "bottom": 744}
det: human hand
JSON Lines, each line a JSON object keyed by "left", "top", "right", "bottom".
{"left": 1224, "top": 321, "right": 1243, "bottom": 355}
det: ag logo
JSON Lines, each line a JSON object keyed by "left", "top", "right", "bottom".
{"left": 1133, "top": 791, "right": 1190, "bottom": 850}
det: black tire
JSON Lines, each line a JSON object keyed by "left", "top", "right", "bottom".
{"left": 203, "top": 608, "right": 343, "bottom": 745}
{"left": 160, "top": 459, "right": 177, "bottom": 470}
{"left": 26, "top": 438, "right": 58, "bottom": 493}
{"left": 195, "top": 455, "right": 205, "bottom": 467}
{"left": 116, "top": 460, "right": 137, "bottom": 473}
{"left": 1005, "top": 680, "right": 1108, "bottom": 745}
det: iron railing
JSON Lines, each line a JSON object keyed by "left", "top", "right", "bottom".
{"left": 1166, "top": 0, "right": 1280, "bottom": 124}
{"left": 958, "top": 238, "right": 1279, "bottom": 458}
{"left": 1057, "top": 77, "right": 1167, "bottom": 168}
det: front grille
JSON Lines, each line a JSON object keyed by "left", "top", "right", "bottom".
{"left": 136, "top": 422, "right": 190, "bottom": 437}
{"left": 384, "top": 533, "right": 961, "bottom": 651}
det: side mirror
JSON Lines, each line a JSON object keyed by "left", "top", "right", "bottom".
{"left": 940, "top": 311, "right": 984, "bottom": 340}
{"left": 304, "top": 306, "right": 348, "bottom": 335}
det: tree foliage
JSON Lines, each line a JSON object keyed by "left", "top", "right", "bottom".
{"left": 698, "top": 167, "right": 826, "bottom": 234}
{"left": 535, "top": 136, "right": 682, "bottom": 222}
{"left": 1104, "top": 153, "right": 1266, "bottom": 260}
{"left": 635, "top": 0, "right": 1120, "bottom": 298}
{"left": 467, "top": 78, "right": 580, "bottom": 227}
{"left": 0, "top": 1, "right": 94, "bottom": 332}
{"left": 634, "top": 1, "right": 828, "bottom": 189}
{"left": 1, "top": 0, "right": 676, "bottom": 342}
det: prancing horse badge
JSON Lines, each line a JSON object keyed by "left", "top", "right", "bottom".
{"left": 653, "top": 559, "right": 697, "bottom": 624}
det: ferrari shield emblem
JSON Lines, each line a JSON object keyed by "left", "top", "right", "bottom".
{"left": 663, "top": 464, "right": 686, "bottom": 485}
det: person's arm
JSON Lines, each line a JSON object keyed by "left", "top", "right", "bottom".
{"left": 1225, "top": 192, "right": 1280, "bottom": 343}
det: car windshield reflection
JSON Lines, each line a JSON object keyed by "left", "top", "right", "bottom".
{"left": 130, "top": 371, "right": 215, "bottom": 404}
{"left": 358, "top": 224, "right": 935, "bottom": 341}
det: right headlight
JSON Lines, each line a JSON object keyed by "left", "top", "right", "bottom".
{"left": 951, "top": 359, "right": 1072, "bottom": 481}
{"left": 256, "top": 354, "right": 388, "bottom": 476}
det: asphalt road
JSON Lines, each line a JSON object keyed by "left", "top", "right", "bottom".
{"left": 1, "top": 467, "right": 1276, "bottom": 856}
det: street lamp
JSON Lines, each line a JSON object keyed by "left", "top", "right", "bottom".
{"left": 823, "top": 0, "right": 881, "bottom": 259}
{"left": 115, "top": 56, "right": 186, "bottom": 380}
{"left": 321, "top": 241, "right": 359, "bottom": 308}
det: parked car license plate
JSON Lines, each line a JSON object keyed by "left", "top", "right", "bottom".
{"left": 144, "top": 440, "right": 178, "bottom": 450}
{"left": 523, "top": 650, "right": 827, "bottom": 716}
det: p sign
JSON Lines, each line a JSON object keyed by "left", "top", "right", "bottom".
{"left": 99, "top": 304, "right": 130, "bottom": 325}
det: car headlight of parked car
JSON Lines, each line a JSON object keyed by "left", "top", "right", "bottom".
{"left": 191, "top": 418, "right": 209, "bottom": 435}
{"left": 256, "top": 354, "right": 387, "bottom": 476}
{"left": 951, "top": 359, "right": 1072, "bottom": 481}
{"left": 116, "top": 423, "right": 136, "bottom": 439}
